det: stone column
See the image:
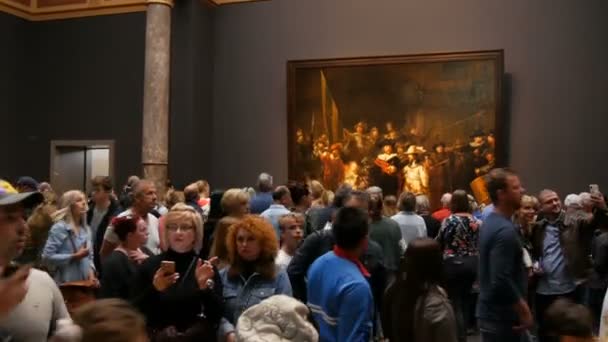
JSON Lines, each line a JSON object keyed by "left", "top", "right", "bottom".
{"left": 141, "top": 0, "right": 173, "bottom": 195}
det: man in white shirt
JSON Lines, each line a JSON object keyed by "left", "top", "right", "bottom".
{"left": 275, "top": 214, "right": 304, "bottom": 271}
{"left": 100, "top": 180, "right": 161, "bottom": 257}
{"left": 261, "top": 186, "right": 293, "bottom": 238}
{"left": 0, "top": 190, "right": 69, "bottom": 340}
{"left": 391, "top": 191, "right": 427, "bottom": 251}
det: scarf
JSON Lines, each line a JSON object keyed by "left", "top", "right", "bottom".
{"left": 333, "top": 245, "right": 370, "bottom": 277}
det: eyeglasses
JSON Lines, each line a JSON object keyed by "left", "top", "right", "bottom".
{"left": 166, "top": 223, "right": 195, "bottom": 232}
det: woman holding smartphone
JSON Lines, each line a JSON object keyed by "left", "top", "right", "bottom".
{"left": 42, "top": 190, "right": 97, "bottom": 285}
{"left": 132, "top": 203, "right": 223, "bottom": 341}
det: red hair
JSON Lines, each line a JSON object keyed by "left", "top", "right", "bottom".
{"left": 226, "top": 215, "right": 279, "bottom": 279}
{"left": 111, "top": 215, "right": 141, "bottom": 242}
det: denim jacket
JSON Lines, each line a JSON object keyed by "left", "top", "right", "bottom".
{"left": 218, "top": 266, "right": 292, "bottom": 338}
{"left": 42, "top": 220, "right": 94, "bottom": 284}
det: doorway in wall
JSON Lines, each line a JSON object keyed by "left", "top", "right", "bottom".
{"left": 50, "top": 140, "right": 115, "bottom": 195}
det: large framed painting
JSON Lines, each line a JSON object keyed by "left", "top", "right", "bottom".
{"left": 287, "top": 50, "right": 505, "bottom": 209}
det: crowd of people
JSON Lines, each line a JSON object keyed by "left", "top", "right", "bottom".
{"left": 0, "top": 171, "right": 607, "bottom": 342}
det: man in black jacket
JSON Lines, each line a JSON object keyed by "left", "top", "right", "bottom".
{"left": 288, "top": 189, "right": 387, "bottom": 339}
{"left": 87, "top": 176, "right": 120, "bottom": 274}
{"left": 287, "top": 189, "right": 387, "bottom": 305}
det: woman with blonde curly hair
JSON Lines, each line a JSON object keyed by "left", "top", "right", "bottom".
{"left": 218, "top": 215, "right": 292, "bottom": 342}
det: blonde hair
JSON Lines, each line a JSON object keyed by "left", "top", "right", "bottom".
{"left": 164, "top": 189, "right": 185, "bottom": 208}
{"left": 312, "top": 189, "right": 333, "bottom": 208}
{"left": 221, "top": 188, "right": 250, "bottom": 216}
{"left": 521, "top": 195, "right": 539, "bottom": 209}
{"left": 309, "top": 180, "right": 325, "bottom": 200}
{"left": 278, "top": 213, "right": 298, "bottom": 232}
{"left": 164, "top": 203, "right": 204, "bottom": 253}
{"left": 52, "top": 190, "right": 88, "bottom": 225}
{"left": 196, "top": 180, "right": 210, "bottom": 197}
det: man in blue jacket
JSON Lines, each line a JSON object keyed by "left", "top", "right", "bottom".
{"left": 307, "top": 206, "right": 373, "bottom": 342}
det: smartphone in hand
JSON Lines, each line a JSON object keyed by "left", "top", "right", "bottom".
{"left": 160, "top": 261, "right": 175, "bottom": 275}
{"left": 590, "top": 184, "right": 601, "bottom": 196}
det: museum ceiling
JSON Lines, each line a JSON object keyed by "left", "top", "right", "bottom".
{"left": 0, "top": 0, "right": 263, "bottom": 21}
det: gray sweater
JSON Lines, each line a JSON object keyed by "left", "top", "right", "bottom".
{"left": 0, "top": 269, "right": 69, "bottom": 341}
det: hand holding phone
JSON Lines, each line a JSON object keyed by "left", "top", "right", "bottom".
{"left": 590, "top": 184, "right": 607, "bottom": 210}
{"left": 154, "top": 261, "right": 178, "bottom": 292}
{"left": 160, "top": 261, "right": 175, "bottom": 275}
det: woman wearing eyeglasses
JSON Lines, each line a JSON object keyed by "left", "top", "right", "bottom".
{"left": 132, "top": 204, "right": 223, "bottom": 341}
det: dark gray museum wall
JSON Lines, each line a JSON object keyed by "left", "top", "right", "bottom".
{"left": 15, "top": 13, "right": 147, "bottom": 187}
{"left": 1, "top": 0, "right": 214, "bottom": 190}
{"left": 169, "top": 0, "right": 214, "bottom": 189}
{"left": 211, "top": 0, "right": 608, "bottom": 195}
{"left": 0, "top": 13, "right": 27, "bottom": 180}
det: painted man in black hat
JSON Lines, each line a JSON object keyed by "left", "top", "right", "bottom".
{"left": 371, "top": 142, "right": 400, "bottom": 196}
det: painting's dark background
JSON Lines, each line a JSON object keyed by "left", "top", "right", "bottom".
{"left": 292, "top": 57, "right": 497, "bottom": 151}
{"left": 2, "top": 0, "right": 608, "bottom": 196}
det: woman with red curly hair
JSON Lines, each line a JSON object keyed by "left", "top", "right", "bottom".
{"left": 218, "top": 215, "right": 292, "bottom": 342}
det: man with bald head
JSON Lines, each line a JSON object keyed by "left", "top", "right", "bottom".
{"left": 531, "top": 188, "right": 608, "bottom": 342}
{"left": 100, "top": 180, "right": 160, "bottom": 258}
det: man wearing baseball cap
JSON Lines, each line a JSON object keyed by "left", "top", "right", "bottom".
{"left": 0, "top": 190, "right": 69, "bottom": 340}
{"left": 15, "top": 176, "right": 40, "bottom": 193}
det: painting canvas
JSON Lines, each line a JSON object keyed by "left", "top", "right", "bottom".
{"left": 287, "top": 50, "right": 505, "bottom": 210}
